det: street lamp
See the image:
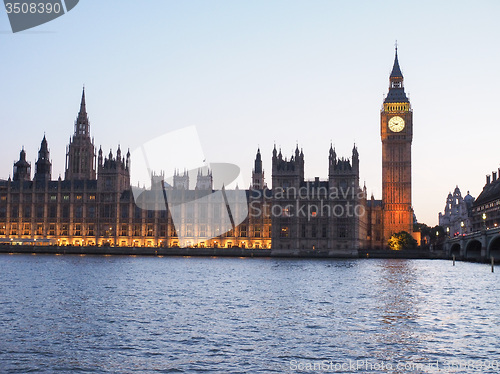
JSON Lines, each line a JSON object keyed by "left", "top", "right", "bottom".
{"left": 483, "top": 213, "right": 487, "bottom": 230}
{"left": 460, "top": 221, "right": 464, "bottom": 236}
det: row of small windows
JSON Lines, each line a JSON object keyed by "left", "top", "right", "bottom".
{"left": 385, "top": 103, "right": 409, "bottom": 112}
{"left": 280, "top": 225, "right": 350, "bottom": 238}
{"left": 0, "top": 194, "right": 96, "bottom": 202}
{"left": 0, "top": 223, "right": 269, "bottom": 238}
{"left": 474, "top": 200, "right": 500, "bottom": 212}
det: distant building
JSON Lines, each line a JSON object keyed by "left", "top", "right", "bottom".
{"left": 439, "top": 186, "right": 474, "bottom": 236}
{"left": 471, "top": 170, "right": 500, "bottom": 231}
{"left": 0, "top": 49, "right": 416, "bottom": 251}
{"left": 0, "top": 89, "right": 272, "bottom": 248}
{"left": 270, "top": 144, "right": 367, "bottom": 255}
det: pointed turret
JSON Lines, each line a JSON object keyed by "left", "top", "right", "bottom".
{"left": 74, "top": 86, "right": 90, "bottom": 137}
{"left": 352, "top": 143, "right": 359, "bottom": 159}
{"left": 80, "top": 86, "right": 86, "bottom": 112}
{"left": 329, "top": 144, "right": 336, "bottom": 161}
{"left": 173, "top": 167, "right": 189, "bottom": 189}
{"left": 65, "top": 87, "right": 96, "bottom": 180}
{"left": 196, "top": 167, "right": 213, "bottom": 190}
{"left": 13, "top": 148, "right": 31, "bottom": 182}
{"left": 252, "top": 147, "right": 265, "bottom": 189}
{"left": 254, "top": 148, "right": 262, "bottom": 174}
{"left": 384, "top": 46, "right": 409, "bottom": 103}
{"left": 34, "top": 135, "right": 52, "bottom": 181}
{"left": 98, "top": 146, "right": 103, "bottom": 166}
{"left": 390, "top": 47, "right": 403, "bottom": 79}
{"left": 352, "top": 144, "right": 359, "bottom": 172}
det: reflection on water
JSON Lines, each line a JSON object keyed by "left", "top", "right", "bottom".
{"left": 0, "top": 256, "right": 499, "bottom": 373}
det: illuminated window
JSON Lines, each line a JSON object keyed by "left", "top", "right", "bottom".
{"left": 147, "top": 224, "right": 154, "bottom": 237}
{"left": 133, "top": 224, "right": 141, "bottom": 236}
{"left": 280, "top": 226, "right": 289, "bottom": 238}
{"left": 89, "top": 195, "right": 96, "bottom": 200}
{"left": 254, "top": 226, "right": 261, "bottom": 238}
{"left": 239, "top": 225, "right": 247, "bottom": 237}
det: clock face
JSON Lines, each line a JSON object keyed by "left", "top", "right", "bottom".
{"left": 388, "top": 116, "right": 405, "bottom": 132}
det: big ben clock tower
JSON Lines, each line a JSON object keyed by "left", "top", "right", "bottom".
{"left": 381, "top": 47, "right": 413, "bottom": 241}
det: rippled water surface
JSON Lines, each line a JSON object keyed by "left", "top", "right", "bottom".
{"left": 1, "top": 255, "right": 499, "bottom": 373}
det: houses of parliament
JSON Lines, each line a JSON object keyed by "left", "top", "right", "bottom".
{"left": 0, "top": 50, "right": 414, "bottom": 253}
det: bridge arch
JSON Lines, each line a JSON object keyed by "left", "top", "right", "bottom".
{"left": 465, "top": 239, "right": 482, "bottom": 261}
{"left": 450, "top": 243, "right": 461, "bottom": 258}
{"left": 487, "top": 235, "right": 500, "bottom": 261}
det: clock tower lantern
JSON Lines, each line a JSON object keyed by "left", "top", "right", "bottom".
{"left": 381, "top": 47, "right": 413, "bottom": 241}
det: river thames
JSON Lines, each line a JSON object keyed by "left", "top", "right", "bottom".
{"left": 0, "top": 255, "right": 499, "bottom": 373}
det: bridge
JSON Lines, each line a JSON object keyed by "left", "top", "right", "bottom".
{"left": 444, "top": 226, "right": 500, "bottom": 262}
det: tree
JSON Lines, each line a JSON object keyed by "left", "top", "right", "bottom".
{"left": 414, "top": 223, "right": 445, "bottom": 246}
{"left": 388, "top": 231, "right": 418, "bottom": 250}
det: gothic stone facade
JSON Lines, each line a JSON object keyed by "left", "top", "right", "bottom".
{"left": 0, "top": 50, "right": 412, "bottom": 251}
{"left": 269, "top": 145, "right": 368, "bottom": 255}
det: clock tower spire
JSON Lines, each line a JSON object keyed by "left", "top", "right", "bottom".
{"left": 381, "top": 47, "right": 413, "bottom": 242}
{"left": 65, "top": 87, "right": 96, "bottom": 180}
